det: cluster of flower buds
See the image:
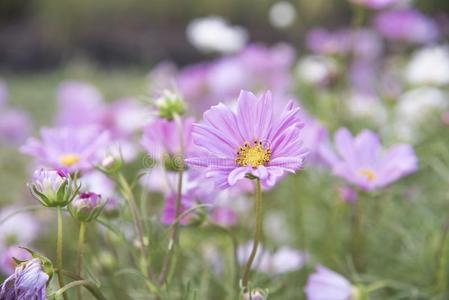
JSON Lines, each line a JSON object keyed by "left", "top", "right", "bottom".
{"left": 155, "top": 90, "right": 185, "bottom": 120}
{"left": 69, "top": 192, "right": 107, "bottom": 222}
{"left": 28, "top": 169, "right": 80, "bottom": 207}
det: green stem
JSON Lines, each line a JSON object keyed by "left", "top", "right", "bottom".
{"left": 351, "top": 197, "right": 364, "bottom": 272}
{"left": 56, "top": 206, "right": 68, "bottom": 300}
{"left": 159, "top": 113, "right": 185, "bottom": 286}
{"left": 158, "top": 168, "right": 184, "bottom": 285}
{"left": 54, "top": 280, "right": 107, "bottom": 300}
{"left": 117, "top": 172, "right": 152, "bottom": 280}
{"left": 241, "top": 178, "right": 263, "bottom": 291}
{"left": 437, "top": 218, "right": 449, "bottom": 292}
{"left": 77, "top": 222, "right": 86, "bottom": 300}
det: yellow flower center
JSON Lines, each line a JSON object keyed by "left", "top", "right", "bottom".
{"left": 236, "top": 140, "right": 271, "bottom": 168}
{"left": 358, "top": 168, "right": 376, "bottom": 182}
{"left": 59, "top": 153, "right": 80, "bottom": 167}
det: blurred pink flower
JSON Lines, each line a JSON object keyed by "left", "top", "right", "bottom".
{"left": 327, "top": 128, "right": 418, "bottom": 191}
{"left": 21, "top": 126, "right": 109, "bottom": 173}
{"left": 304, "top": 266, "right": 354, "bottom": 300}
{"left": 0, "top": 108, "right": 32, "bottom": 145}
{"left": 0, "top": 207, "right": 39, "bottom": 248}
{"left": 0, "top": 247, "right": 31, "bottom": 275}
{"left": 56, "top": 80, "right": 105, "bottom": 127}
{"left": 374, "top": 9, "right": 439, "bottom": 44}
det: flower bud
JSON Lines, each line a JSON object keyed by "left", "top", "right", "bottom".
{"left": 155, "top": 90, "right": 185, "bottom": 120}
{"left": 69, "top": 192, "right": 106, "bottom": 222}
{"left": 243, "top": 289, "right": 267, "bottom": 300}
{"left": 29, "top": 169, "right": 79, "bottom": 207}
{"left": 0, "top": 248, "right": 53, "bottom": 300}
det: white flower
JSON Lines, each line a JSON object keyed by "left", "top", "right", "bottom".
{"left": 394, "top": 87, "right": 448, "bottom": 142}
{"left": 258, "top": 246, "right": 308, "bottom": 274}
{"left": 186, "top": 16, "right": 248, "bottom": 54}
{"left": 405, "top": 45, "right": 449, "bottom": 86}
{"left": 269, "top": 2, "right": 297, "bottom": 29}
{"left": 296, "top": 55, "right": 337, "bottom": 85}
{"left": 346, "top": 92, "right": 387, "bottom": 125}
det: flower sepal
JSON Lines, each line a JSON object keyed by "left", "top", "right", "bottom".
{"left": 29, "top": 169, "right": 80, "bottom": 208}
{"left": 69, "top": 192, "right": 107, "bottom": 222}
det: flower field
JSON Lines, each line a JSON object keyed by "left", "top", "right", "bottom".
{"left": 0, "top": 0, "right": 449, "bottom": 299}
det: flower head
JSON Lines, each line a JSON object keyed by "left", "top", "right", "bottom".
{"left": 29, "top": 168, "right": 79, "bottom": 207}
{"left": 0, "top": 109, "right": 32, "bottom": 145}
{"left": 154, "top": 90, "right": 186, "bottom": 120}
{"left": 21, "top": 126, "right": 109, "bottom": 173}
{"left": 374, "top": 9, "right": 439, "bottom": 44}
{"left": 186, "top": 90, "right": 307, "bottom": 189}
{"left": 327, "top": 128, "right": 418, "bottom": 191}
{"left": 69, "top": 192, "right": 106, "bottom": 222}
{"left": 0, "top": 255, "right": 52, "bottom": 300}
{"left": 304, "top": 266, "right": 356, "bottom": 300}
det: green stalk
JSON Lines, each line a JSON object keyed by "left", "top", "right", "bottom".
{"left": 158, "top": 167, "right": 184, "bottom": 285}
{"left": 351, "top": 197, "right": 365, "bottom": 272}
{"left": 56, "top": 206, "right": 68, "bottom": 300}
{"left": 158, "top": 113, "right": 185, "bottom": 286}
{"left": 77, "top": 222, "right": 86, "bottom": 300}
{"left": 437, "top": 218, "right": 449, "bottom": 292}
{"left": 54, "top": 280, "right": 107, "bottom": 300}
{"left": 241, "top": 178, "right": 263, "bottom": 291}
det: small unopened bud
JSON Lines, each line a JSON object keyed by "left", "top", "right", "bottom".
{"left": 29, "top": 169, "right": 79, "bottom": 207}
{"left": 69, "top": 192, "right": 107, "bottom": 222}
{"left": 155, "top": 90, "right": 185, "bottom": 120}
{"left": 243, "top": 289, "right": 267, "bottom": 300}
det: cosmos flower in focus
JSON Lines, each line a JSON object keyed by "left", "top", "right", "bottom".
{"left": 326, "top": 128, "right": 418, "bottom": 191}
{"left": 21, "top": 126, "right": 109, "bottom": 172}
{"left": 186, "top": 16, "right": 248, "bottom": 54}
{"left": 186, "top": 90, "right": 307, "bottom": 189}
{"left": 304, "top": 266, "right": 356, "bottom": 300}
{"left": 0, "top": 257, "right": 51, "bottom": 300}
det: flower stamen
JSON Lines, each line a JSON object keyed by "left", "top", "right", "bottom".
{"left": 236, "top": 140, "right": 271, "bottom": 168}
{"left": 59, "top": 154, "right": 80, "bottom": 167}
{"left": 358, "top": 168, "right": 376, "bottom": 182}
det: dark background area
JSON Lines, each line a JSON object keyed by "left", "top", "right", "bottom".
{"left": 0, "top": 0, "right": 448, "bottom": 71}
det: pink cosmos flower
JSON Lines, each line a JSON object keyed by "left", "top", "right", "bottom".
{"left": 0, "top": 247, "right": 31, "bottom": 275}
{"left": 141, "top": 117, "right": 195, "bottom": 160}
{"left": 0, "top": 108, "right": 32, "bottom": 145}
{"left": 186, "top": 90, "right": 307, "bottom": 189}
{"left": 326, "top": 128, "right": 418, "bottom": 191}
{"left": 21, "top": 126, "right": 109, "bottom": 173}
{"left": 56, "top": 80, "right": 104, "bottom": 127}
{"left": 374, "top": 9, "right": 439, "bottom": 44}
{"left": 0, "top": 258, "right": 49, "bottom": 300}
{"left": 304, "top": 266, "right": 354, "bottom": 300}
